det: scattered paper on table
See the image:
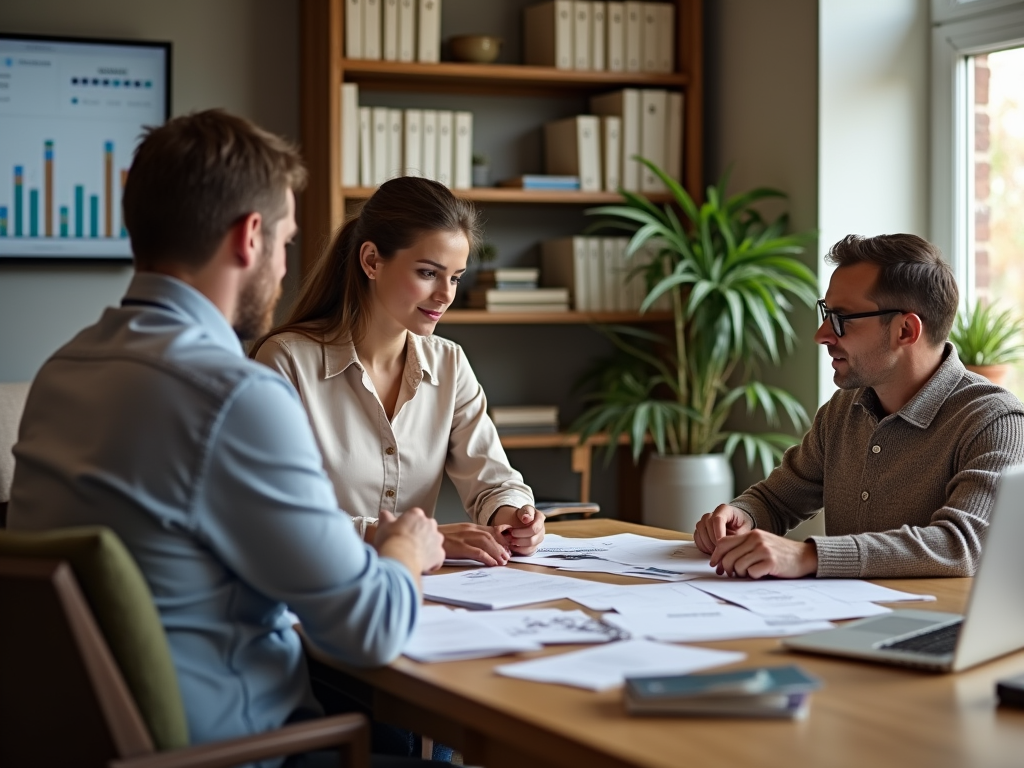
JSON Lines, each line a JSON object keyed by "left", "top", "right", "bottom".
{"left": 571, "top": 582, "right": 720, "bottom": 613}
{"left": 687, "top": 580, "right": 892, "bottom": 621}
{"left": 494, "top": 638, "right": 745, "bottom": 691}
{"left": 468, "top": 608, "right": 621, "bottom": 644}
{"left": 403, "top": 606, "right": 541, "bottom": 662}
{"left": 602, "top": 605, "right": 835, "bottom": 643}
{"left": 423, "top": 566, "right": 608, "bottom": 610}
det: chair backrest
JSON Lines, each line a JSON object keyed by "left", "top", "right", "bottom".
{"left": 0, "top": 381, "right": 31, "bottom": 524}
{"left": 0, "top": 527, "right": 189, "bottom": 761}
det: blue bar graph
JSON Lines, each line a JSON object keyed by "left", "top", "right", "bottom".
{"left": 14, "top": 166, "right": 23, "bottom": 237}
{"left": 75, "top": 185, "right": 84, "bottom": 238}
{"left": 0, "top": 206, "right": 7, "bottom": 237}
{"left": 29, "top": 189, "right": 39, "bottom": 237}
{"left": 60, "top": 206, "right": 68, "bottom": 237}
{"left": 90, "top": 194, "right": 99, "bottom": 238}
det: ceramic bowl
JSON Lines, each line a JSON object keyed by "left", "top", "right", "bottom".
{"left": 449, "top": 35, "right": 502, "bottom": 64}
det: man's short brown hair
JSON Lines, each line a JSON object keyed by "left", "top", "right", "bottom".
{"left": 826, "top": 234, "right": 959, "bottom": 345}
{"left": 123, "top": 109, "right": 307, "bottom": 270}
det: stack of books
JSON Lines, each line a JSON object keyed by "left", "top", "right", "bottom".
{"left": 523, "top": 1, "right": 676, "bottom": 74}
{"left": 497, "top": 175, "right": 581, "bottom": 191}
{"left": 468, "top": 267, "right": 570, "bottom": 312}
{"left": 341, "top": 83, "right": 474, "bottom": 189}
{"left": 489, "top": 405, "right": 560, "bottom": 435}
{"left": 624, "top": 665, "right": 822, "bottom": 719}
{"left": 345, "top": 0, "right": 441, "bottom": 63}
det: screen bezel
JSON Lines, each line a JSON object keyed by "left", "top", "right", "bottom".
{"left": 0, "top": 31, "right": 172, "bottom": 263}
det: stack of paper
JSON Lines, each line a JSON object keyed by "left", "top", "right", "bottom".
{"left": 601, "top": 604, "right": 835, "bottom": 643}
{"left": 422, "top": 566, "right": 607, "bottom": 609}
{"left": 495, "top": 638, "right": 744, "bottom": 691}
{"left": 403, "top": 606, "right": 541, "bottom": 662}
{"left": 624, "top": 665, "right": 822, "bottom": 718}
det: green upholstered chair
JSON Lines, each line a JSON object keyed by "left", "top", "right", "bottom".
{"left": 0, "top": 526, "right": 369, "bottom": 768}
{"left": 0, "top": 381, "right": 31, "bottom": 527}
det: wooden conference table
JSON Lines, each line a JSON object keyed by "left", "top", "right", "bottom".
{"left": 304, "top": 519, "right": 1024, "bottom": 768}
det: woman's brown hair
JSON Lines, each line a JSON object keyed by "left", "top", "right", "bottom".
{"left": 252, "top": 176, "right": 480, "bottom": 354}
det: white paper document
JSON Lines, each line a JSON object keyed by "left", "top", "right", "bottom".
{"left": 549, "top": 558, "right": 700, "bottom": 582}
{"left": 403, "top": 606, "right": 542, "bottom": 663}
{"left": 602, "top": 605, "right": 835, "bottom": 643}
{"left": 571, "top": 582, "right": 720, "bottom": 613}
{"left": 513, "top": 533, "right": 720, "bottom": 577}
{"left": 469, "top": 608, "right": 620, "bottom": 644}
{"left": 422, "top": 566, "right": 607, "bottom": 610}
{"left": 687, "top": 580, "right": 893, "bottom": 622}
{"left": 494, "top": 638, "right": 745, "bottom": 691}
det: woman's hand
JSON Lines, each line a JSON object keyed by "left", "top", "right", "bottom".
{"left": 438, "top": 522, "right": 511, "bottom": 567}
{"left": 489, "top": 505, "right": 545, "bottom": 555}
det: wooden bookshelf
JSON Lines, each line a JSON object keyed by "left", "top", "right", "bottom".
{"left": 498, "top": 432, "right": 632, "bottom": 503}
{"left": 439, "top": 310, "right": 673, "bottom": 325}
{"left": 341, "top": 186, "right": 676, "bottom": 205}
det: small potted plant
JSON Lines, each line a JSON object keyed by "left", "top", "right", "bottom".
{"left": 472, "top": 153, "right": 491, "bottom": 188}
{"left": 950, "top": 300, "right": 1024, "bottom": 386}
{"left": 570, "top": 158, "right": 818, "bottom": 531}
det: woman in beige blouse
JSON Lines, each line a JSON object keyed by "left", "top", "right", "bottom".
{"left": 252, "top": 176, "right": 544, "bottom": 566}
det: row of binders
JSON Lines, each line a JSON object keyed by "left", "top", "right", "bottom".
{"left": 545, "top": 88, "right": 683, "bottom": 193}
{"left": 345, "top": 0, "right": 441, "bottom": 63}
{"left": 340, "top": 83, "right": 473, "bottom": 189}
{"left": 541, "top": 237, "right": 672, "bottom": 313}
{"left": 525, "top": 1, "right": 676, "bottom": 73}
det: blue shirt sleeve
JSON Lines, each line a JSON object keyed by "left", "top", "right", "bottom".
{"left": 194, "top": 371, "right": 420, "bottom": 666}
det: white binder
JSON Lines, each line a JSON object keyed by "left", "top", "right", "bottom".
{"left": 383, "top": 0, "right": 399, "bottom": 60}
{"left": 591, "top": 1, "right": 606, "bottom": 71}
{"left": 372, "top": 106, "right": 389, "bottom": 186}
{"left": 639, "top": 89, "right": 667, "bottom": 192}
{"left": 524, "top": 1, "right": 574, "bottom": 69}
{"left": 398, "top": 0, "right": 416, "bottom": 61}
{"left": 363, "top": 0, "right": 382, "bottom": 60}
{"left": 624, "top": 1, "right": 642, "bottom": 72}
{"left": 436, "top": 110, "right": 453, "bottom": 187}
{"left": 655, "top": 2, "right": 675, "bottom": 73}
{"left": 346, "top": 0, "right": 363, "bottom": 58}
{"left": 404, "top": 109, "right": 423, "bottom": 177}
{"left": 358, "top": 106, "right": 373, "bottom": 187}
{"left": 590, "top": 88, "right": 640, "bottom": 192}
{"left": 387, "top": 108, "right": 403, "bottom": 180}
{"left": 341, "top": 83, "right": 360, "bottom": 188}
{"left": 453, "top": 111, "right": 473, "bottom": 190}
{"left": 641, "top": 2, "right": 657, "bottom": 72}
{"left": 421, "top": 109, "right": 438, "bottom": 181}
{"left": 601, "top": 115, "right": 621, "bottom": 193}
{"left": 543, "top": 115, "right": 602, "bottom": 192}
{"left": 586, "top": 237, "right": 604, "bottom": 311}
{"left": 417, "top": 0, "right": 441, "bottom": 63}
{"left": 573, "top": 1, "right": 591, "bottom": 69}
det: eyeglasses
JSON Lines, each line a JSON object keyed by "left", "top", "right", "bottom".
{"left": 817, "top": 299, "right": 906, "bottom": 338}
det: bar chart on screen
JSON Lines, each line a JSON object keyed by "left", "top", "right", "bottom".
{"left": 0, "top": 34, "right": 168, "bottom": 259}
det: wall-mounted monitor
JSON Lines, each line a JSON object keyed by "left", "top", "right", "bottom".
{"left": 0, "top": 32, "right": 170, "bottom": 261}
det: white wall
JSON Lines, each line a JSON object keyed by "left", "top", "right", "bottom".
{"left": 818, "top": 0, "right": 931, "bottom": 403}
{"left": 0, "top": 0, "right": 299, "bottom": 382}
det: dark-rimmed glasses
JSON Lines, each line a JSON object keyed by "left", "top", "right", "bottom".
{"left": 817, "top": 299, "right": 906, "bottom": 338}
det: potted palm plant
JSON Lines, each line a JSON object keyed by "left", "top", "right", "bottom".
{"left": 571, "top": 158, "right": 818, "bottom": 531}
{"left": 950, "top": 300, "right": 1024, "bottom": 387}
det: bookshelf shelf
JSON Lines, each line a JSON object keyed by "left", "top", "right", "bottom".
{"left": 341, "top": 59, "right": 690, "bottom": 97}
{"left": 439, "top": 309, "right": 673, "bottom": 325}
{"left": 341, "top": 186, "right": 675, "bottom": 205}
{"left": 498, "top": 432, "right": 628, "bottom": 450}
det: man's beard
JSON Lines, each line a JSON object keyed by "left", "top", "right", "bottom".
{"left": 233, "top": 242, "right": 281, "bottom": 340}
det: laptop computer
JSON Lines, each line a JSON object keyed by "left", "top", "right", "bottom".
{"left": 783, "top": 463, "right": 1024, "bottom": 672}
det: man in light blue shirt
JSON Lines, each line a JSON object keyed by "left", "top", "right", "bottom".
{"left": 8, "top": 110, "right": 445, "bottom": 764}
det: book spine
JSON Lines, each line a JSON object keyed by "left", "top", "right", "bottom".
{"left": 453, "top": 111, "right": 473, "bottom": 190}
{"left": 421, "top": 109, "right": 438, "bottom": 181}
{"left": 573, "top": 236, "right": 590, "bottom": 311}
{"left": 639, "top": 89, "right": 667, "bottom": 192}
{"left": 404, "top": 109, "right": 423, "bottom": 177}
{"left": 655, "top": 2, "right": 675, "bottom": 72}
{"left": 363, "top": 0, "right": 382, "bottom": 60}
{"left": 398, "top": 0, "right": 416, "bottom": 61}
{"left": 383, "top": 0, "right": 399, "bottom": 60}
{"left": 358, "top": 106, "right": 374, "bottom": 187}
{"left": 666, "top": 91, "right": 684, "bottom": 183}
{"left": 436, "top": 110, "right": 453, "bottom": 187}
{"left": 587, "top": 237, "right": 605, "bottom": 311}
{"left": 591, "top": 2, "right": 606, "bottom": 71}
{"left": 624, "top": 1, "right": 642, "bottom": 72}
{"left": 602, "top": 115, "right": 621, "bottom": 192}
{"left": 371, "top": 106, "right": 389, "bottom": 186}
{"left": 641, "top": 2, "right": 658, "bottom": 72}
{"left": 346, "top": 0, "right": 364, "bottom": 58}
{"left": 341, "top": 83, "right": 360, "bottom": 188}
{"left": 387, "top": 108, "right": 404, "bottom": 179}
{"left": 573, "top": 1, "right": 592, "bottom": 70}
{"left": 417, "top": 0, "right": 441, "bottom": 63}
{"left": 601, "top": 237, "right": 621, "bottom": 310}
{"left": 606, "top": 2, "right": 624, "bottom": 72}
{"left": 616, "top": 237, "right": 631, "bottom": 311}
{"left": 577, "top": 115, "right": 602, "bottom": 193}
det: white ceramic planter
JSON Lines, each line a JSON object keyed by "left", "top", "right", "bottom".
{"left": 641, "top": 453, "right": 735, "bottom": 533}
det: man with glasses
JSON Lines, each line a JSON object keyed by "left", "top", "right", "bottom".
{"left": 693, "top": 233, "right": 1024, "bottom": 579}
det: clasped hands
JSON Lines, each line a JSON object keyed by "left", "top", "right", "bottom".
{"left": 693, "top": 504, "right": 818, "bottom": 579}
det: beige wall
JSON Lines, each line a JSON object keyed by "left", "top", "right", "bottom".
{"left": 0, "top": 0, "right": 299, "bottom": 382}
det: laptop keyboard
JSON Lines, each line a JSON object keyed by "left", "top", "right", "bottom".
{"left": 878, "top": 621, "right": 962, "bottom": 656}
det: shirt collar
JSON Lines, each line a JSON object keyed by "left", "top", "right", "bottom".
{"left": 323, "top": 333, "right": 439, "bottom": 387}
{"left": 857, "top": 341, "right": 964, "bottom": 429}
{"left": 123, "top": 272, "right": 244, "bottom": 357}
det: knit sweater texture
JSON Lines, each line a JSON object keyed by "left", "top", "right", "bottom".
{"left": 731, "top": 343, "right": 1024, "bottom": 578}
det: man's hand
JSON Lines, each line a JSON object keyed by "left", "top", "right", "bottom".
{"left": 375, "top": 508, "right": 445, "bottom": 578}
{"left": 693, "top": 504, "right": 754, "bottom": 554}
{"left": 710, "top": 530, "right": 818, "bottom": 579}
{"left": 439, "top": 522, "right": 511, "bottom": 567}
{"left": 489, "top": 505, "right": 545, "bottom": 555}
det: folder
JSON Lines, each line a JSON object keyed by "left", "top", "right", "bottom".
{"left": 417, "top": 0, "right": 441, "bottom": 63}
{"left": 358, "top": 106, "right": 373, "bottom": 187}
{"left": 624, "top": 1, "right": 642, "bottom": 72}
{"left": 586, "top": 237, "right": 604, "bottom": 311}
{"left": 641, "top": 2, "right": 657, "bottom": 72}
{"left": 453, "top": 111, "right": 473, "bottom": 190}
{"left": 372, "top": 106, "right": 389, "bottom": 186}
{"left": 591, "top": 1, "right": 606, "bottom": 71}
{"left": 398, "top": 0, "right": 416, "bottom": 61}
{"left": 590, "top": 88, "right": 640, "bottom": 192}
{"left": 601, "top": 115, "right": 621, "bottom": 193}
{"left": 341, "top": 82, "right": 360, "bottom": 187}
{"left": 541, "top": 237, "right": 591, "bottom": 311}
{"left": 383, "top": 0, "right": 399, "bottom": 60}
{"left": 639, "top": 89, "right": 667, "bottom": 192}
{"left": 524, "top": 0, "right": 574, "bottom": 69}
{"left": 573, "top": 1, "right": 591, "bottom": 70}
{"left": 363, "top": 0, "right": 382, "bottom": 60}
{"left": 387, "top": 108, "right": 404, "bottom": 180}
{"left": 404, "top": 109, "right": 423, "bottom": 177}
{"left": 543, "top": 115, "right": 602, "bottom": 193}
{"left": 601, "top": 237, "right": 622, "bottom": 311}
{"left": 421, "top": 109, "right": 438, "bottom": 181}
{"left": 436, "top": 110, "right": 453, "bottom": 187}
{"left": 346, "top": 0, "right": 363, "bottom": 58}
{"left": 606, "top": 2, "right": 625, "bottom": 72}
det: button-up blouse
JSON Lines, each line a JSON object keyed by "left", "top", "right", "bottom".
{"left": 255, "top": 331, "right": 534, "bottom": 530}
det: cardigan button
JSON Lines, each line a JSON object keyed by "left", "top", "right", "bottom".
{"left": 872, "top": 445, "right": 881, "bottom": 454}
{"left": 861, "top": 491, "right": 869, "bottom": 501}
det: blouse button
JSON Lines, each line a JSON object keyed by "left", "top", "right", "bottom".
{"left": 385, "top": 447, "right": 395, "bottom": 455}
{"left": 385, "top": 489, "right": 395, "bottom": 498}
{"left": 861, "top": 491, "right": 869, "bottom": 501}
{"left": 872, "top": 445, "right": 881, "bottom": 454}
